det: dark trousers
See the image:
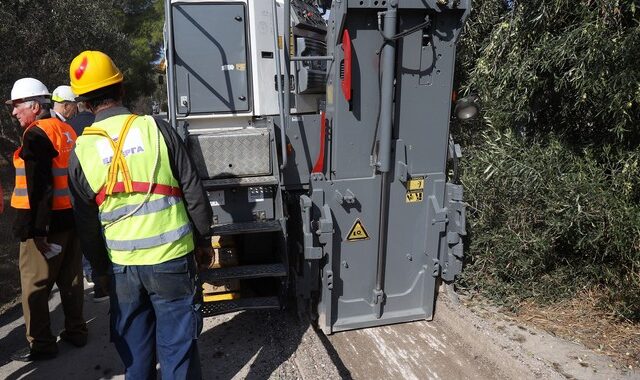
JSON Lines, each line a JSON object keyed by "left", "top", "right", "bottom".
{"left": 109, "top": 254, "right": 203, "bottom": 380}
{"left": 18, "top": 228, "right": 87, "bottom": 352}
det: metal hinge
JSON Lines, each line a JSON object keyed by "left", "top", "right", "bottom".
{"left": 441, "top": 183, "right": 466, "bottom": 282}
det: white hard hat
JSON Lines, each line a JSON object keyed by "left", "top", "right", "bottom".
{"left": 5, "top": 78, "right": 50, "bottom": 105}
{"left": 51, "top": 85, "right": 77, "bottom": 103}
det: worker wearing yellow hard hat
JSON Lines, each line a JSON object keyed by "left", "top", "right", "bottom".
{"left": 67, "top": 50, "right": 212, "bottom": 379}
{"left": 69, "top": 50, "right": 124, "bottom": 98}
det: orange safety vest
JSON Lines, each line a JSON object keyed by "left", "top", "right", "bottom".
{"left": 11, "top": 117, "right": 77, "bottom": 210}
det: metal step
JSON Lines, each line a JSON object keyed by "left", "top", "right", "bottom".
{"left": 201, "top": 263, "right": 287, "bottom": 282}
{"left": 211, "top": 220, "right": 282, "bottom": 235}
{"left": 202, "top": 175, "right": 278, "bottom": 189}
{"left": 201, "top": 296, "right": 281, "bottom": 317}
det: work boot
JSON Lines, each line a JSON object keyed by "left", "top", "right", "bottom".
{"left": 59, "top": 330, "right": 87, "bottom": 347}
{"left": 10, "top": 346, "right": 57, "bottom": 362}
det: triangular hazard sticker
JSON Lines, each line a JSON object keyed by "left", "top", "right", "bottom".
{"left": 346, "top": 219, "right": 370, "bottom": 241}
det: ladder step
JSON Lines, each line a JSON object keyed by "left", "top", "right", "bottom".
{"left": 202, "top": 175, "right": 278, "bottom": 189}
{"left": 201, "top": 263, "right": 287, "bottom": 282}
{"left": 201, "top": 296, "right": 281, "bottom": 317}
{"left": 211, "top": 220, "right": 282, "bottom": 235}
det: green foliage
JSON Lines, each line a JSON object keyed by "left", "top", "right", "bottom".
{"left": 456, "top": 1, "right": 640, "bottom": 320}
{"left": 0, "top": 1, "right": 165, "bottom": 160}
{"left": 0, "top": 0, "right": 128, "bottom": 160}
{"left": 459, "top": 0, "right": 640, "bottom": 145}
{"left": 459, "top": 129, "right": 640, "bottom": 320}
{"left": 119, "top": 0, "right": 165, "bottom": 101}
{"left": 0, "top": 0, "right": 128, "bottom": 88}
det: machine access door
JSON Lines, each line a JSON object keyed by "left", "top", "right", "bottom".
{"left": 171, "top": 2, "right": 250, "bottom": 114}
{"left": 312, "top": 3, "right": 469, "bottom": 334}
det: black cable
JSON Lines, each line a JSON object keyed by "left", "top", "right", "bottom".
{"left": 378, "top": 16, "right": 431, "bottom": 41}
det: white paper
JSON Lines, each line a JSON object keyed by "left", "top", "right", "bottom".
{"left": 43, "top": 243, "right": 62, "bottom": 259}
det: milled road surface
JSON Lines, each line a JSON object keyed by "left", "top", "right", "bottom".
{"left": 0, "top": 284, "right": 636, "bottom": 379}
{"left": 328, "top": 295, "right": 638, "bottom": 380}
{"left": 328, "top": 302, "right": 555, "bottom": 379}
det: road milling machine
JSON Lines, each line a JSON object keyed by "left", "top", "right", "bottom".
{"left": 163, "top": 0, "right": 472, "bottom": 334}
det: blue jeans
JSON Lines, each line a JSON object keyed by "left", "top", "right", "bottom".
{"left": 82, "top": 255, "right": 92, "bottom": 280}
{"left": 109, "top": 254, "right": 203, "bottom": 380}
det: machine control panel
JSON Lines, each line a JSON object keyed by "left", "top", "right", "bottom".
{"left": 291, "top": 0, "right": 327, "bottom": 33}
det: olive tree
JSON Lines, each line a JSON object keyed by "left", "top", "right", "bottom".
{"left": 0, "top": 0, "right": 165, "bottom": 163}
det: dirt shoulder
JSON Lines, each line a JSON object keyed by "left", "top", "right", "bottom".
{"left": 460, "top": 290, "right": 639, "bottom": 378}
{"left": 513, "top": 290, "right": 640, "bottom": 371}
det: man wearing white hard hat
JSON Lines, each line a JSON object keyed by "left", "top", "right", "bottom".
{"left": 51, "top": 85, "right": 78, "bottom": 122}
{"left": 6, "top": 77, "right": 87, "bottom": 362}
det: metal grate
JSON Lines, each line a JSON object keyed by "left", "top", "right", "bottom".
{"left": 200, "top": 263, "right": 287, "bottom": 282}
{"left": 201, "top": 296, "right": 281, "bottom": 317}
{"left": 211, "top": 220, "right": 282, "bottom": 235}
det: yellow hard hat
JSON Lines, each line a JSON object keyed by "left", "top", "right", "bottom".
{"left": 69, "top": 51, "right": 123, "bottom": 96}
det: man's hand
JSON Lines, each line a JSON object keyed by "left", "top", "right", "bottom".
{"left": 195, "top": 245, "right": 213, "bottom": 270}
{"left": 96, "top": 275, "right": 111, "bottom": 294}
{"left": 33, "top": 236, "right": 51, "bottom": 256}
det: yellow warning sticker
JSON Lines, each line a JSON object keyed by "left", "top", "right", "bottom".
{"left": 346, "top": 219, "right": 370, "bottom": 241}
{"left": 407, "top": 177, "right": 425, "bottom": 191}
{"left": 406, "top": 191, "right": 424, "bottom": 203}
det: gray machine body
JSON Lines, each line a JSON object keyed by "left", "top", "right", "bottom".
{"left": 164, "top": 0, "right": 469, "bottom": 334}
{"left": 308, "top": 0, "right": 469, "bottom": 333}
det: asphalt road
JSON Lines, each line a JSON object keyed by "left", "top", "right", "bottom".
{"left": 0, "top": 284, "right": 341, "bottom": 380}
{"left": 0, "top": 284, "right": 636, "bottom": 379}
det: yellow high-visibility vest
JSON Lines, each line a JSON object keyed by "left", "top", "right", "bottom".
{"left": 74, "top": 114, "right": 193, "bottom": 265}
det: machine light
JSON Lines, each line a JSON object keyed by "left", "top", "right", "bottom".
{"left": 454, "top": 94, "right": 480, "bottom": 121}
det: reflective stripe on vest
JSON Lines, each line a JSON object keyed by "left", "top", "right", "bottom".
{"left": 14, "top": 168, "right": 68, "bottom": 176}
{"left": 13, "top": 188, "right": 70, "bottom": 197}
{"left": 105, "top": 224, "right": 192, "bottom": 251}
{"left": 11, "top": 118, "right": 77, "bottom": 210}
{"left": 100, "top": 195, "right": 182, "bottom": 222}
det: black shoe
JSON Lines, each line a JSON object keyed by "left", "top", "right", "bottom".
{"left": 93, "top": 286, "right": 109, "bottom": 303}
{"left": 59, "top": 330, "right": 87, "bottom": 347}
{"left": 10, "top": 347, "right": 57, "bottom": 362}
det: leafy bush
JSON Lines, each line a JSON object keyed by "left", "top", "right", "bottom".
{"left": 459, "top": 129, "right": 640, "bottom": 320}
{"left": 458, "top": 0, "right": 640, "bottom": 145}
{"left": 455, "top": 0, "right": 640, "bottom": 320}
